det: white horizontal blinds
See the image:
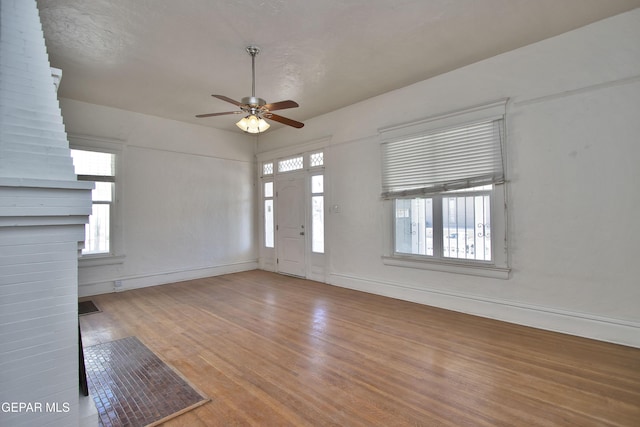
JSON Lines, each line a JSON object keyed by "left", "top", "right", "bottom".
{"left": 382, "top": 118, "right": 504, "bottom": 198}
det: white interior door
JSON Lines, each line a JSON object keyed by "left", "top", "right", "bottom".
{"left": 276, "top": 175, "right": 306, "bottom": 277}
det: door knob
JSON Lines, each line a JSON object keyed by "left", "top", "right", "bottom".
{"left": 300, "top": 232, "right": 305, "bottom": 235}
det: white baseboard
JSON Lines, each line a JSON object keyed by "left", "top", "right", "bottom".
{"left": 78, "top": 261, "right": 258, "bottom": 297}
{"left": 328, "top": 273, "right": 640, "bottom": 349}
{"left": 78, "top": 281, "right": 114, "bottom": 297}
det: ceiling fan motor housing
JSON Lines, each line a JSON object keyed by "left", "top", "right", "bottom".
{"left": 241, "top": 96, "right": 266, "bottom": 107}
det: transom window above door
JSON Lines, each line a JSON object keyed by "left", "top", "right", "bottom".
{"left": 262, "top": 151, "right": 324, "bottom": 178}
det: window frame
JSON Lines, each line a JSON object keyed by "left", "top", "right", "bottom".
{"left": 392, "top": 186, "right": 494, "bottom": 261}
{"left": 310, "top": 172, "right": 324, "bottom": 254}
{"left": 379, "top": 100, "right": 510, "bottom": 279}
{"left": 382, "top": 185, "right": 508, "bottom": 279}
{"left": 69, "top": 135, "right": 125, "bottom": 267}
{"left": 263, "top": 179, "right": 275, "bottom": 249}
{"left": 258, "top": 151, "right": 325, "bottom": 252}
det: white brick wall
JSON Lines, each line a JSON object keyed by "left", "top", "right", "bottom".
{"left": 0, "top": 0, "right": 76, "bottom": 181}
{"left": 0, "top": 0, "right": 93, "bottom": 426}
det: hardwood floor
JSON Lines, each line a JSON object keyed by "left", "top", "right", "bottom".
{"left": 79, "top": 270, "right": 640, "bottom": 426}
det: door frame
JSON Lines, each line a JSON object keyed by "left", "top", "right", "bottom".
{"left": 256, "top": 146, "right": 328, "bottom": 282}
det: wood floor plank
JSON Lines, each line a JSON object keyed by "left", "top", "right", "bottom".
{"left": 80, "top": 270, "right": 640, "bottom": 426}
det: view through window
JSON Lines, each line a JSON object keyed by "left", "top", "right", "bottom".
{"left": 311, "top": 174, "right": 324, "bottom": 253}
{"left": 71, "top": 149, "right": 115, "bottom": 255}
{"left": 395, "top": 186, "right": 492, "bottom": 261}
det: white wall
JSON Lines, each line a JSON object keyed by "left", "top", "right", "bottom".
{"left": 59, "top": 99, "right": 258, "bottom": 295}
{"left": 258, "top": 9, "right": 640, "bottom": 347}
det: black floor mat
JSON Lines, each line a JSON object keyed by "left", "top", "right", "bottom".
{"left": 79, "top": 300, "right": 100, "bottom": 315}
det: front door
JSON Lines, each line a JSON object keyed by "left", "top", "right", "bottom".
{"left": 276, "top": 175, "right": 306, "bottom": 277}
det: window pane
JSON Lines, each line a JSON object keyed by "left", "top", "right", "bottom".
{"left": 264, "top": 181, "right": 273, "bottom": 198}
{"left": 443, "top": 194, "right": 491, "bottom": 261}
{"left": 310, "top": 152, "right": 324, "bottom": 167}
{"left": 395, "top": 198, "right": 433, "bottom": 256}
{"left": 83, "top": 204, "right": 110, "bottom": 254}
{"left": 71, "top": 149, "right": 114, "bottom": 176}
{"left": 263, "top": 162, "right": 274, "bottom": 176}
{"left": 311, "top": 175, "right": 323, "bottom": 194}
{"left": 312, "top": 196, "right": 324, "bottom": 253}
{"left": 278, "top": 156, "right": 304, "bottom": 172}
{"left": 265, "top": 199, "right": 274, "bottom": 248}
{"left": 92, "top": 181, "right": 113, "bottom": 202}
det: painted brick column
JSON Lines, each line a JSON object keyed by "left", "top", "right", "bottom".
{"left": 0, "top": 0, "right": 94, "bottom": 426}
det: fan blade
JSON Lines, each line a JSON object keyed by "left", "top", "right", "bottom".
{"left": 268, "top": 113, "right": 304, "bottom": 129}
{"left": 263, "top": 100, "right": 299, "bottom": 111}
{"left": 212, "top": 94, "right": 242, "bottom": 106}
{"left": 196, "top": 111, "right": 242, "bottom": 118}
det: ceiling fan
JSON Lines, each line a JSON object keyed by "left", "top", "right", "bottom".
{"left": 196, "top": 46, "right": 304, "bottom": 133}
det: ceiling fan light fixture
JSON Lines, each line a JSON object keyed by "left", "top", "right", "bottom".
{"left": 236, "top": 115, "right": 270, "bottom": 133}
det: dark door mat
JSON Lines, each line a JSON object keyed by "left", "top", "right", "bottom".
{"left": 83, "top": 336, "right": 209, "bottom": 427}
{"left": 79, "top": 300, "right": 101, "bottom": 315}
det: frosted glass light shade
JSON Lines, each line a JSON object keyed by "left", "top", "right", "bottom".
{"left": 236, "top": 115, "right": 270, "bottom": 133}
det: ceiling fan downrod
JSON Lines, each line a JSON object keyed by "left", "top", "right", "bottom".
{"left": 243, "top": 46, "right": 264, "bottom": 108}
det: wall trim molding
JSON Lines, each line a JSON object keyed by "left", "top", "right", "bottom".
{"left": 328, "top": 273, "right": 640, "bottom": 348}
{"left": 78, "top": 260, "right": 258, "bottom": 296}
{"left": 513, "top": 74, "right": 640, "bottom": 107}
{"left": 256, "top": 136, "right": 332, "bottom": 161}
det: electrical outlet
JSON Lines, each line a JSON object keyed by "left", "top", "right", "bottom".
{"left": 114, "top": 280, "right": 123, "bottom": 288}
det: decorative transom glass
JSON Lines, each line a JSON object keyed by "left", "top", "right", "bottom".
{"left": 263, "top": 162, "right": 274, "bottom": 176}
{"left": 310, "top": 152, "right": 324, "bottom": 167}
{"left": 278, "top": 156, "right": 304, "bottom": 173}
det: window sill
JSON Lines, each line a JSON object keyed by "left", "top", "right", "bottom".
{"left": 382, "top": 256, "right": 510, "bottom": 279}
{"left": 78, "top": 254, "right": 126, "bottom": 268}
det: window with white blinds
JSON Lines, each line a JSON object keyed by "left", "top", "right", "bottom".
{"left": 381, "top": 118, "right": 505, "bottom": 199}
{"left": 379, "top": 100, "right": 510, "bottom": 278}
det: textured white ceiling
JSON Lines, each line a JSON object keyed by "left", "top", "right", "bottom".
{"left": 37, "top": 0, "right": 640, "bottom": 132}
